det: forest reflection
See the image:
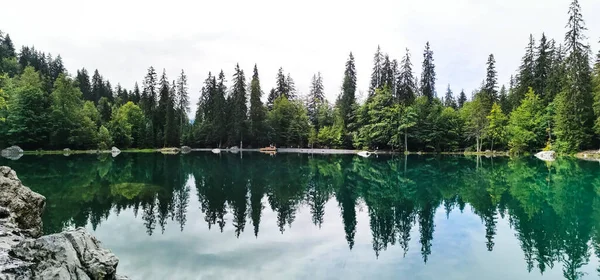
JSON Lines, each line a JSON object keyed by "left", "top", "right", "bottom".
{"left": 4, "top": 153, "right": 600, "bottom": 279}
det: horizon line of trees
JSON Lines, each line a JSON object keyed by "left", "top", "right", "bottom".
{"left": 1, "top": 0, "right": 600, "bottom": 153}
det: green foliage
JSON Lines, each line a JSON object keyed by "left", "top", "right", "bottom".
{"left": 5, "top": 67, "right": 51, "bottom": 149}
{"left": 97, "top": 125, "right": 112, "bottom": 150}
{"left": 267, "top": 96, "right": 309, "bottom": 146}
{"left": 486, "top": 103, "right": 507, "bottom": 151}
{"left": 355, "top": 86, "right": 395, "bottom": 149}
{"left": 508, "top": 88, "right": 545, "bottom": 153}
{"left": 248, "top": 65, "right": 267, "bottom": 146}
{"left": 460, "top": 94, "right": 488, "bottom": 152}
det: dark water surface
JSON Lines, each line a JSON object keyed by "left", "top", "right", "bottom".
{"left": 1, "top": 153, "right": 600, "bottom": 280}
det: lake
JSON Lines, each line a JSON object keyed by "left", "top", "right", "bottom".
{"left": 1, "top": 153, "right": 599, "bottom": 280}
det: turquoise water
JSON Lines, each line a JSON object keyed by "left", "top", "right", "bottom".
{"left": 1, "top": 153, "right": 599, "bottom": 279}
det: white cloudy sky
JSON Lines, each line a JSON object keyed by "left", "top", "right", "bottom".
{"left": 2, "top": 0, "right": 600, "bottom": 115}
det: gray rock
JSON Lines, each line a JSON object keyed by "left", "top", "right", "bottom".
{"left": 0, "top": 167, "right": 129, "bottom": 280}
{"left": 111, "top": 147, "right": 121, "bottom": 158}
{"left": 0, "top": 167, "right": 45, "bottom": 238}
{"left": 535, "top": 151, "right": 556, "bottom": 161}
{"left": 7, "top": 228, "right": 121, "bottom": 280}
{"left": 181, "top": 146, "right": 192, "bottom": 154}
{"left": 1, "top": 146, "right": 23, "bottom": 161}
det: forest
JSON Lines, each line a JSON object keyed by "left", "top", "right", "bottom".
{"left": 1, "top": 0, "right": 599, "bottom": 153}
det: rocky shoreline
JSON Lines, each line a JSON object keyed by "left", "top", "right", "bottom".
{"left": 0, "top": 166, "right": 128, "bottom": 280}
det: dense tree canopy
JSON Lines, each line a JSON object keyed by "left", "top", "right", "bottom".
{"left": 0, "top": 0, "right": 599, "bottom": 153}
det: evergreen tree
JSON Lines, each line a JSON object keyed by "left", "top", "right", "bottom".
{"left": 267, "top": 88, "right": 277, "bottom": 110}
{"left": 396, "top": 48, "right": 416, "bottom": 105}
{"left": 498, "top": 85, "right": 510, "bottom": 113}
{"left": 546, "top": 43, "right": 566, "bottom": 104}
{"left": 91, "top": 69, "right": 103, "bottom": 103}
{"left": 228, "top": 64, "right": 247, "bottom": 146}
{"left": 483, "top": 54, "right": 498, "bottom": 110}
{"left": 164, "top": 80, "right": 178, "bottom": 146}
{"left": 369, "top": 45, "right": 383, "bottom": 97}
{"left": 132, "top": 82, "right": 141, "bottom": 104}
{"left": 285, "top": 73, "right": 296, "bottom": 100}
{"left": 156, "top": 69, "right": 170, "bottom": 145}
{"left": 513, "top": 35, "right": 536, "bottom": 110}
{"left": 381, "top": 54, "right": 394, "bottom": 90}
{"left": 116, "top": 83, "right": 128, "bottom": 104}
{"left": 104, "top": 80, "right": 113, "bottom": 102}
{"left": 443, "top": 84, "right": 457, "bottom": 109}
{"left": 76, "top": 68, "right": 92, "bottom": 101}
{"left": 533, "top": 34, "right": 551, "bottom": 102}
{"left": 141, "top": 66, "right": 158, "bottom": 146}
{"left": 421, "top": 42, "right": 436, "bottom": 102}
{"left": 458, "top": 89, "right": 467, "bottom": 108}
{"left": 337, "top": 53, "right": 357, "bottom": 131}
{"left": 249, "top": 64, "right": 267, "bottom": 146}
{"left": 308, "top": 72, "right": 325, "bottom": 128}
{"left": 554, "top": 0, "right": 594, "bottom": 152}
{"left": 176, "top": 69, "right": 190, "bottom": 145}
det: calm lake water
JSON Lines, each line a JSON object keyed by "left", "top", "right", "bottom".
{"left": 1, "top": 153, "right": 600, "bottom": 280}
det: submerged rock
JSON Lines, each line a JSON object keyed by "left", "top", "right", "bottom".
{"left": 535, "top": 151, "right": 556, "bottom": 161}
{"left": 0, "top": 166, "right": 129, "bottom": 280}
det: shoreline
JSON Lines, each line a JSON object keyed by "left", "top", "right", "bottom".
{"left": 13, "top": 147, "right": 513, "bottom": 157}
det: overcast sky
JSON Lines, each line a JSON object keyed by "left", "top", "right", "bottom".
{"left": 2, "top": 0, "right": 600, "bottom": 116}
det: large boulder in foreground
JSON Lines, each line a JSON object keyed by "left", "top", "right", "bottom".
{"left": 0, "top": 167, "right": 45, "bottom": 238}
{"left": 535, "top": 151, "right": 556, "bottom": 162}
{"left": 6, "top": 228, "right": 126, "bottom": 280}
{"left": 0, "top": 166, "right": 129, "bottom": 280}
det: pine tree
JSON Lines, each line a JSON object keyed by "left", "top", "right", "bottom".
{"left": 229, "top": 63, "right": 247, "bottom": 147}
{"left": 554, "top": 0, "right": 595, "bottom": 152}
{"left": 513, "top": 34, "right": 536, "bottom": 110}
{"left": 458, "top": 90, "right": 467, "bottom": 108}
{"left": 483, "top": 54, "right": 498, "bottom": 110}
{"left": 156, "top": 69, "right": 170, "bottom": 145}
{"left": 142, "top": 66, "right": 158, "bottom": 117}
{"left": 132, "top": 82, "right": 141, "bottom": 104}
{"left": 267, "top": 88, "right": 277, "bottom": 110}
{"left": 337, "top": 53, "right": 357, "bottom": 130}
{"left": 534, "top": 33, "right": 551, "bottom": 102}
{"left": 369, "top": 45, "right": 383, "bottom": 97}
{"left": 381, "top": 54, "right": 394, "bottom": 90}
{"left": 443, "top": 84, "right": 457, "bottom": 109}
{"left": 76, "top": 68, "right": 92, "bottom": 101}
{"left": 308, "top": 72, "right": 325, "bottom": 128}
{"left": 397, "top": 48, "right": 416, "bottom": 105}
{"left": 104, "top": 80, "right": 113, "bottom": 102}
{"left": 91, "top": 69, "right": 103, "bottom": 104}
{"left": 546, "top": 43, "right": 566, "bottom": 104}
{"left": 164, "top": 80, "right": 178, "bottom": 146}
{"left": 176, "top": 69, "right": 190, "bottom": 144}
{"left": 249, "top": 64, "right": 267, "bottom": 146}
{"left": 116, "top": 83, "right": 128, "bottom": 103}
{"left": 498, "top": 85, "right": 510, "bottom": 113}
{"left": 421, "top": 42, "right": 436, "bottom": 102}
{"left": 285, "top": 73, "right": 296, "bottom": 100}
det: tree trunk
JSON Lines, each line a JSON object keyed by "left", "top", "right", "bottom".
{"left": 491, "top": 138, "right": 494, "bottom": 152}
{"left": 404, "top": 128, "right": 408, "bottom": 153}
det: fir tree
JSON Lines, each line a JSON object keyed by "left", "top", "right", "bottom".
{"left": 554, "top": 0, "right": 594, "bottom": 152}
{"left": 513, "top": 34, "right": 536, "bottom": 110}
{"left": 337, "top": 53, "right": 357, "bottom": 130}
{"left": 76, "top": 68, "right": 92, "bottom": 101}
{"left": 91, "top": 69, "right": 103, "bottom": 104}
{"left": 458, "top": 89, "right": 467, "bottom": 108}
{"left": 533, "top": 33, "right": 551, "bottom": 102}
{"left": 369, "top": 45, "right": 383, "bottom": 97}
{"left": 229, "top": 64, "right": 247, "bottom": 146}
{"left": 308, "top": 72, "right": 325, "bottom": 128}
{"left": 132, "top": 82, "right": 141, "bottom": 104}
{"left": 443, "top": 84, "right": 457, "bottom": 109}
{"left": 421, "top": 42, "right": 436, "bottom": 102}
{"left": 498, "top": 85, "right": 510, "bottom": 113}
{"left": 483, "top": 54, "right": 498, "bottom": 110}
{"left": 156, "top": 69, "right": 170, "bottom": 145}
{"left": 249, "top": 64, "right": 266, "bottom": 145}
{"left": 176, "top": 69, "right": 190, "bottom": 144}
{"left": 397, "top": 48, "right": 416, "bottom": 105}
{"left": 381, "top": 54, "right": 394, "bottom": 90}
